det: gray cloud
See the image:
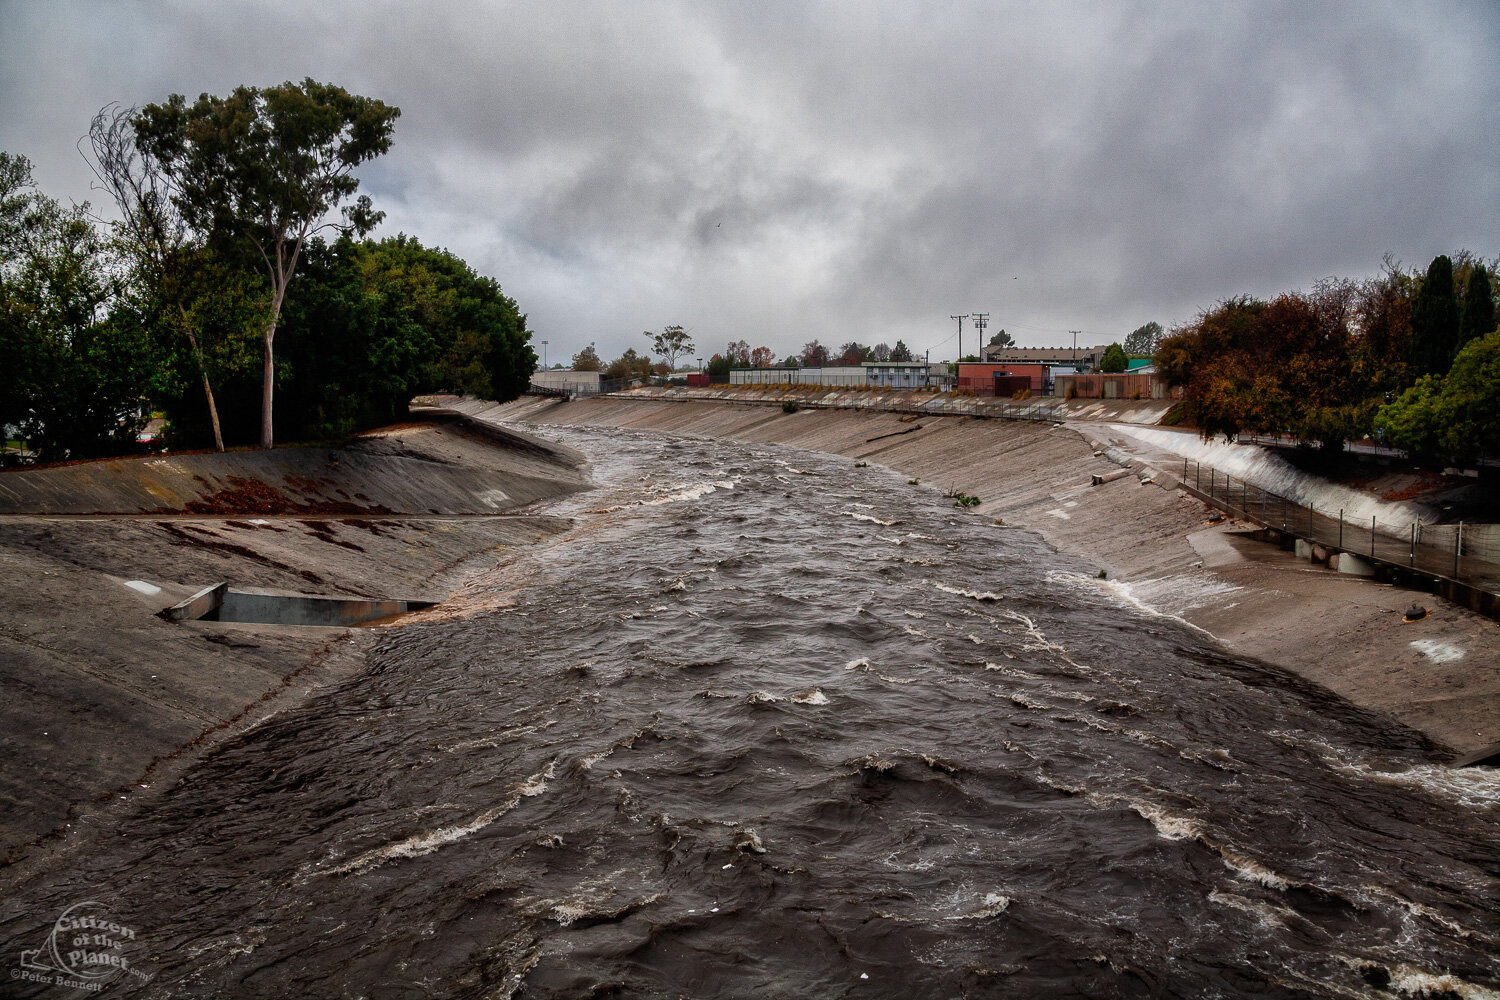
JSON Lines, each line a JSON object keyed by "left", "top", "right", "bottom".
{"left": 2, "top": 0, "right": 1496, "bottom": 362}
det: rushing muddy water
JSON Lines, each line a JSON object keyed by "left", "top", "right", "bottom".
{"left": 3, "top": 425, "right": 1499, "bottom": 998}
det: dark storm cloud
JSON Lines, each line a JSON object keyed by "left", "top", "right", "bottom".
{"left": 2, "top": 0, "right": 1496, "bottom": 361}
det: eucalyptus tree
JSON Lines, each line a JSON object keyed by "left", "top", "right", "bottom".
{"left": 84, "top": 103, "right": 260, "bottom": 451}
{"left": 134, "top": 79, "right": 399, "bottom": 448}
{"left": 645, "top": 324, "right": 694, "bottom": 370}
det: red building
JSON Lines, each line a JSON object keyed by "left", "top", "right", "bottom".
{"left": 956, "top": 362, "right": 1049, "bottom": 396}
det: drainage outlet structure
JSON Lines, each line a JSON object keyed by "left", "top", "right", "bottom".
{"left": 163, "top": 583, "right": 433, "bottom": 627}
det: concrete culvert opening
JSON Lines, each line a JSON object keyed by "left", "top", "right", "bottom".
{"left": 163, "top": 583, "right": 434, "bottom": 627}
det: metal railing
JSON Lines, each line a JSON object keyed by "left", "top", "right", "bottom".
{"left": 1181, "top": 457, "right": 1499, "bottom": 593}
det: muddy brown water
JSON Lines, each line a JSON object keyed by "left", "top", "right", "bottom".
{"left": 2, "top": 425, "right": 1497, "bottom": 998}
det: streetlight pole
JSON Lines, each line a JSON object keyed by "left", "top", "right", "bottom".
{"left": 540, "top": 339, "right": 548, "bottom": 368}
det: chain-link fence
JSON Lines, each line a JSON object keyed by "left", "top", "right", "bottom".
{"left": 1181, "top": 458, "right": 1500, "bottom": 593}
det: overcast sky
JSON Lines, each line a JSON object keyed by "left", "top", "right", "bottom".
{"left": 3, "top": 1, "right": 1497, "bottom": 364}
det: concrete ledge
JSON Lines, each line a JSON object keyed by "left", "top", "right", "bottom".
{"left": 161, "top": 582, "right": 227, "bottom": 621}
{"left": 1335, "top": 552, "right": 1376, "bottom": 577}
{"left": 1451, "top": 741, "right": 1500, "bottom": 767}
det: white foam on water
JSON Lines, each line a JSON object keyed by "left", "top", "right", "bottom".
{"left": 1274, "top": 731, "right": 1500, "bottom": 810}
{"left": 446, "top": 719, "right": 557, "bottom": 754}
{"left": 1110, "top": 573, "right": 1244, "bottom": 616}
{"left": 643, "top": 479, "right": 736, "bottom": 505}
{"left": 847, "top": 512, "right": 898, "bottom": 525}
{"left": 319, "top": 761, "right": 557, "bottom": 876}
{"left": 746, "top": 688, "right": 831, "bottom": 705}
{"left": 935, "top": 582, "right": 1004, "bottom": 601}
{"left": 1207, "top": 890, "right": 1289, "bottom": 929}
{"left": 1119, "top": 796, "right": 1204, "bottom": 841}
{"left": 984, "top": 662, "right": 1040, "bottom": 678}
{"left": 1048, "top": 570, "right": 1219, "bottom": 638}
{"left": 845, "top": 657, "right": 918, "bottom": 684}
{"left": 1385, "top": 965, "right": 1500, "bottom": 1000}
{"left": 1217, "top": 848, "right": 1294, "bottom": 890}
{"left": 946, "top": 892, "right": 1012, "bottom": 920}
{"left": 1361, "top": 885, "right": 1499, "bottom": 948}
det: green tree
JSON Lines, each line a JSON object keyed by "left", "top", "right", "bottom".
{"left": 136, "top": 245, "right": 265, "bottom": 448}
{"left": 1376, "top": 329, "right": 1500, "bottom": 462}
{"left": 706, "top": 353, "right": 731, "bottom": 377}
{"left": 1100, "top": 343, "right": 1128, "bottom": 372}
{"left": 1459, "top": 265, "right": 1495, "bottom": 349}
{"left": 571, "top": 344, "right": 602, "bottom": 371}
{"left": 605, "top": 348, "right": 652, "bottom": 381}
{"left": 270, "top": 235, "right": 533, "bottom": 440}
{"left": 135, "top": 79, "right": 400, "bottom": 449}
{"left": 1123, "top": 321, "right": 1162, "bottom": 357}
{"left": 889, "top": 340, "right": 914, "bottom": 362}
{"left": 799, "top": 340, "right": 829, "bottom": 367}
{"left": 986, "top": 328, "right": 1013, "bottom": 349}
{"left": 835, "top": 341, "right": 870, "bottom": 366}
{"left": 644, "top": 324, "right": 693, "bottom": 370}
{"left": 1408, "top": 255, "right": 1461, "bottom": 376}
{"left": 0, "top": 160, "right": 155, "bottom": 461}
{"left": 0, "top": 152, "right": 41, "bottom": 259}
{"left": 85, "top": 105, "right": 268, "bottom": 451}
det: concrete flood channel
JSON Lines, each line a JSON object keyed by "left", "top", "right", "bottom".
{"left": 3, "top": 417, "right": 1499, "bottom": 998}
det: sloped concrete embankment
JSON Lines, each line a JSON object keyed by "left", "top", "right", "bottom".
{"left": 470, "top": 392, "right": 1500, "bottom": 758}
{"left": 0, "top": 417, "right": 589, "bottom": 861}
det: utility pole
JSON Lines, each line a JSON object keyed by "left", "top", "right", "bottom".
{"left": 1070, "top": 330, "right": 1080, "bottom": 369}
{"left": 950, "top": 314, "right": 968, "bottom": 363}
{"left": 972, "top": 313, "right": 989, "bottom": 357}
